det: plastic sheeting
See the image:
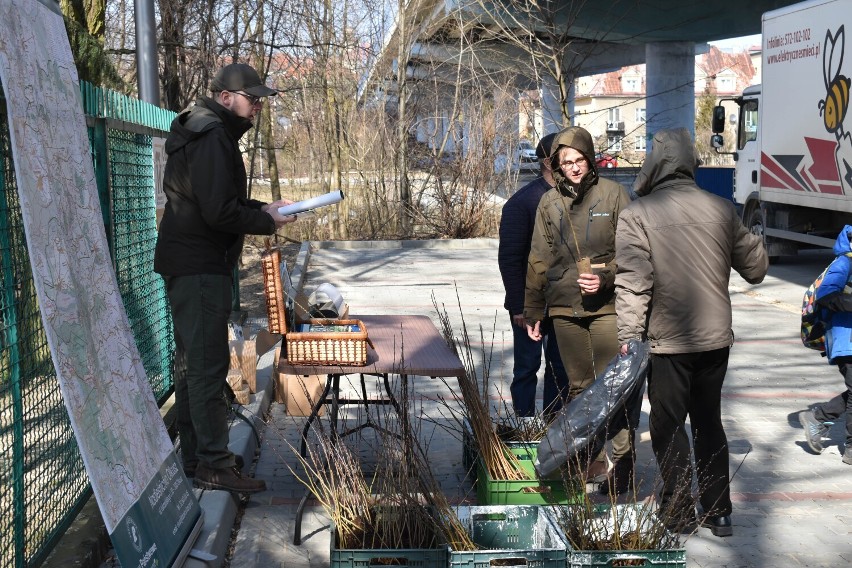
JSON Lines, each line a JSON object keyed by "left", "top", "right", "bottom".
{"left": 535, "top": 340, "right": 649, "bottom": 477}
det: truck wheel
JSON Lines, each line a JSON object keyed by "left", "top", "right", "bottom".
{"left": 748, "top": 208, "right": 780, "bottom": 264}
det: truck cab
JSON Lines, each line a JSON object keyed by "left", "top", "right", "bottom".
{"left": 712, "top": 85, "right": 799, "bottom": 259}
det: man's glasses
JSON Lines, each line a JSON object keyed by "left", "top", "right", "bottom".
{"left": 230, "top": 91, "right": 263, "bottom": 106}
{"left": 559, "top": 157, "right": 588, "bottom": 170}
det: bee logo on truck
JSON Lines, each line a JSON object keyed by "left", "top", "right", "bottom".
{"left": 819, "top": 26, "right": 850, "bottom": 134}
{"left": 818, "top": 25, "right": 852, "bottom": 190}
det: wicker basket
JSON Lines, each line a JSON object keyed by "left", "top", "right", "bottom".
{"left": 261, "top": 247, "right": 288, "bottom": 334}
{"left": 285, "top": 319, "right": 369, "bottom": 366}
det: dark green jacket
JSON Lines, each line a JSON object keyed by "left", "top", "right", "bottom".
{"left": 154, "top": 96, "right": 275, "bottom": 276}
{"left": 525, "top": 127, "right": 629, "bottom": 322}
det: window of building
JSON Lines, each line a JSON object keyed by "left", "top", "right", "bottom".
{"left": 635, "top": 107, "right": 646, "bottom": 122}
{"left": 622, "top": 76, "right": 640, "bottom": 92}
{"left": 608, "top": 107, "right": 621, "bottom": 122}
{"left": 608, "top": 135, "right": 623, "bottom": 151}
{"left": 716, "top": 76, "right": 735, "bottom": 91}
{"left": 635, "top": 135, "right": 646, "bottom": 151}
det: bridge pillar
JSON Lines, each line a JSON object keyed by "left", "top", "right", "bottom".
{"left": 540, "top": 74, "right": 573, "bottom": 134}
{"left": 645, "top": 41, "right": 695, "bottom": 151}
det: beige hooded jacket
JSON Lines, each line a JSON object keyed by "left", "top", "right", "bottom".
{"left": 614, "top": 128, "right": 768, "bottom": 353}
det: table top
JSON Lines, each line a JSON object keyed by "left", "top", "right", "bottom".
{"left": 277, "top": 314, "right": 465, "bottom": 378}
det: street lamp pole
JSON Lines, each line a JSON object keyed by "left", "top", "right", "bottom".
{"left": 134, "top": 0, "right": 160, "bottom": 105}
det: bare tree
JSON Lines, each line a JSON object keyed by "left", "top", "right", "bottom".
{"left": 458, "top": 0, "right": 631, "bottom": 130}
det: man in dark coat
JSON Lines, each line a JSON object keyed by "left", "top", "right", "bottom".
{"left": 155, "top": 63, "right": 295, "bottom": 493}
{"left": 498, "top": 133, "right": 569, "bottom": 420}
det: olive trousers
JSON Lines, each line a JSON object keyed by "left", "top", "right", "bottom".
{"left": 551, "top": 313, "right": 634, "bottom": 463}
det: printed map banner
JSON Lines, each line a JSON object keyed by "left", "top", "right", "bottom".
{"left": 0, "top": 0, "right": 200, "bottom": 565}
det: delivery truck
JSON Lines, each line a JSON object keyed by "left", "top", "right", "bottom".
{"left": 711, "top": 0, "right": 852, "bottom": 260}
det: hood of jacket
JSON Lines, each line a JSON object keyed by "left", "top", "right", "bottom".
{"left": 164, "top": 96, "right": 253, "bottom": 155}
{"left": 834, "top": 224, "right": 852, "bottom": 255}
{"left": 632, "top": 128, "right": 700, "bottom": 197}
{"left": 549, "top": 126, "right": 599, "bottom": 202}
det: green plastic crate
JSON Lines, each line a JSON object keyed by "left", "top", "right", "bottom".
{"left": 462, "top": 418, "right": 533, "bottom": 472}
{"left": 569, "top": 549, "right": 686, "bottom": 568}
{"left": 549, "top": 504, "right": 686, "bottom": 568}
{"left": 449, "top": 505, "right": 568, "bottom": 568}
{"left": 330, "top": 546, "right": 448, "bottom": 568}
{"left": 476, "top": 444, "right": 583, "bottom": 505}
{"left": 329, "top": 520, "right": 448, "bottom": 568}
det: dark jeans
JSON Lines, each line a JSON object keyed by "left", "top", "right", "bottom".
{"left": 165, "top": 273, "right": 236, "bottom": 469}
{"left": 509, "top": 317, "right": 569, "bottom": 418}
{"left": 648, "top": 348, "right": 731, "bottom": 517}
{"left": 814, "top": 359, "right": 852, "bottom": 447}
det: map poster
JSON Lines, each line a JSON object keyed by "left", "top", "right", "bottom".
{"left": 0, "top": 0, "right": 201, "bottom": 566}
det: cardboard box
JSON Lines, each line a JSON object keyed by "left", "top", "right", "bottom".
{"left": 273, "top": 347, "right": 326, "bottom": 416}
{"left": 228, "top": 329, "right": 281, "bottom": 393}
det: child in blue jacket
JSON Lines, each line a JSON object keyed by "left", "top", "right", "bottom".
{"left": 800, "top": 224, "right": 852, "bottom": 464}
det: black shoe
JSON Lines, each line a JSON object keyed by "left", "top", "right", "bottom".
{"left": 701, "top": 515, "right": 733, "bottom": 537}
{"left": 194, "top": 463, "right": 266, "bottom": 494}
{"left": 661, "top": 515, "right": 698, "bottom": 534}
{"left": 184, "top": 454, "right": 245, "bottom": 478}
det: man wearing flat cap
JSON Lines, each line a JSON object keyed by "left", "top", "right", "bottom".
{"left": 155, "top": 62, "right": 294, "bottom": 494}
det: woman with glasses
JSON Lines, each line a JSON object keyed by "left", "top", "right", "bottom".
{"left": 524, "top": 126, "right": 635, "bottom": 496}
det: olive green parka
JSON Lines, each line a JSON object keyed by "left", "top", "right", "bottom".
{"left": 524, "top": 127, "right": 629, "bottom": 324}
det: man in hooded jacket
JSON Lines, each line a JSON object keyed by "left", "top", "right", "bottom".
{"left": 615, "top": 128, "right": 768, "bottom": 536}
{"left": 155, "top": 63, "right": 295, "bottom": 494}
{"left": 525, "top": 126, "right": 635, "bottom": 494}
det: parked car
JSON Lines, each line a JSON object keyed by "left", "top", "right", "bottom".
{"left": 515, "top": 140, "right": 539, "bottom": 171}
{"left": 595, "top": 153, "right": 618, "bottom": 168}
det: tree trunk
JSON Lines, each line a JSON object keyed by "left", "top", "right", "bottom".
{"left": 396, "top": 0, "right": 411, "bottom": 237}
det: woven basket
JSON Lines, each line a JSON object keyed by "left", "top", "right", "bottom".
{"left": 261, "top": 247, "right": 288, "bottom": 334}
{"left": 285, "top": 319, "right": 369, "bottom": 366}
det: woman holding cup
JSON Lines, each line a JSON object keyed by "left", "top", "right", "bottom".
{"left": 524, "top": 126, "right": 634, "bottom": 495}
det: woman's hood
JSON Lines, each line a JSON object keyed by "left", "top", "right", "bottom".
{"left": 549, "top": 126, "right": 598, "bottom": 200}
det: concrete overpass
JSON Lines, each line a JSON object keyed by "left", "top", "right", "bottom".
{"left": 361, "top": 0, "right": 801, "bottom": 156}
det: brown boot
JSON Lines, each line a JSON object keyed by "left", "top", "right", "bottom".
{"left": 184, "top": 455, "right": 244, "bottom": 478}
{"left": 194, "top": 463, "right": 266, "bottom": 494}
{"left": 599, "top": 456, "right": 635, "bottom": 496}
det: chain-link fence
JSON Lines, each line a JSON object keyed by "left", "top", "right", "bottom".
{"left": 1, "top": 81, "right": 176, "bottom": 567}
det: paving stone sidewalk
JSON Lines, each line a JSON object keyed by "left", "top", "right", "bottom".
{"left": 229, "top": 240, "right": 852, "bottom": 568}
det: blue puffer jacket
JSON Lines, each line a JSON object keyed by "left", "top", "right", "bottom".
{"left": 816, "top": 224, "right": 852, "bottom": 363}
